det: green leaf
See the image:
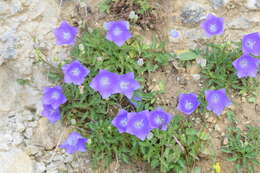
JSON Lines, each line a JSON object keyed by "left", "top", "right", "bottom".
{"left": 177, "top": 51, "right": 199, "bottom": 61}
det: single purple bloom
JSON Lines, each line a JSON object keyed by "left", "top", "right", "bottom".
{"left": 117, "top": 72, "right": 141, "bottom": 99}
{"left": 41, "top": 104, "right": 60, "bottom": 123}
{"left": 53, "top": 21, "right": 78, "bottom": 45}
{"left": 170, "top": 29, "right": 180, "bottom": 38}
{"left": 104, "top": 20, "right": 132, "bottom": 47}
{"left": 205, "top": 88, "right": 232, "bottom": 116}
{"left": 62, "top": 60, "right": 90, "bottom": 85}
{"left": 126, "top": 110, "right": 151, "bottom": 141}
{"left": 42, "top": 86, "right": 67, "bottom": 109}
{"left": 148, "top": 107, "right": 172, "bottom": 131}
{"left": 59, "top": 132, "right": 88, "bottom": 154}
{"left": 89, "top": 69, "right": 119, "bottom": 99}
{"left": 232, "top": 54, "right": 260, "bottom": 78}
{"left": 177, "top": 93, "right": 200, "bottom": 115}
{"left": 242, "top": 32, "right": 260, "bottom": 56}
{"left": 112, "top": 109, "right": 128, "bottom": 133}
{"left": 200, "top": 14, "right": 224, "bottom": 37}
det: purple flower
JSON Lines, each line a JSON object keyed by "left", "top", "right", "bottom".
{"left": 117, "top": 72, "right": 141, "bottom": 99}
{"left": 200, "top": 14, "right": 224, "bottom": 37}
{"left": 112, "top": 109, "right": 128, "bottom": 133}
{"left": 129, "top": 96, "right": 142, "bottom": 108}
{"left": 42, "top": 86, "right": 67, "bottom": 109}
{"left": 205, "top": 88, "right": 231, "bottom": 116}
{"left": 148, "top": 108, "right": 172, "bottom": 131}
{"left": 177, "top": 93, "right": 200, "bottom": 115}
{"left": 62, "top": 60, "right": 90, "bottom": 85}
{"left": 90, "top": 69, "right": 118, "bottom": 99}
{"left": 242, "top": 32, "right": 260, "bottom": 56}
{"left": 126, "top": 110, "right": 151, "bottom": 141}
{"left": 232, "top": 54, "right": 260, "bottom": 78}
{"left": 59, "top": 132, "right": 88, "bottom": 154}
{"left": 41, "top": 105, "right": 60, "bottom": 123}
{"left": 104, "top": 20, "right": 132, "bottom": 47}
{"left": 170, "top": 29, "right": 180, "bottom": 38}
{"left": 53, "top": 21, "right": 78, "bottom": 45}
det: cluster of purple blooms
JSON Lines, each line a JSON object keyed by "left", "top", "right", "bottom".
{"left": 112, "top": 108, "right": 172, "bottom": 140}
{"left": 40, "top": 13, "right": 260, "bottom": 154}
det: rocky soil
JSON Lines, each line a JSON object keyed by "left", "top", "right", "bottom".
{"left": 0, "top": 0, "right": 259, "bottom": 173}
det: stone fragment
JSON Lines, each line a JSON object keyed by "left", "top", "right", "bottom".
{"left": 181, "top": 2, "right": 207, "bottom": 25}
{"left": 210, "top": 0, "right": 229, "bottom": 9}
{"left": 228, "top": 17, "right": 251, "bottom": 30}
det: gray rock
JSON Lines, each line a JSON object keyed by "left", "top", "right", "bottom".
{"left": 210, "top": 0, "right": 229, "bottom": 9}
{"left": 0, "top": 148, "right": 33, "bottom": 173}
{"left": 34, "top": 162, "right": 46, "bottom": 173}
{"left": 246, "top": 0, "right": 260, "bottom": 9}
{"left": 181, "top": 2, "right": 206, "bottom": 25}
{"left": 228, "top": 17, "right": 251, "bottom": 30}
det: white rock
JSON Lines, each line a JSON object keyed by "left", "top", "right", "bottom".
{"left": 12, "top": 132, "right": 24, "bottom": 145}
{"left": 246, "top": 0, "right": 260, "bottom": 9}
{"left": 34, "top": 162, "right": 46, "bottom": 173}
{"left": 16, "top": 122, "right": 25, "bottom": 132}
{"left": 0, "top": 148, "right": 33, "bottom": 173}
{"left": 24, "top": 128, "right": 33, "bottom": 138}
{"left": 228, "top": 17, "right": 251, "bottom": 30}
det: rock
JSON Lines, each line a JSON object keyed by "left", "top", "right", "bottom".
{"left": 25, "top": 145, "right": 39, "bottom": 155}
{"left": 34, "top": 162, "right": 46, "bottom": 173}
{"left": 227, "top": 17, "right": 251, "bottom": 30}
{"left": 188, "top": 64, "right": 201, "bottom": 74}
{"left": 199, "top": 146, "right": 211, "bottom": 158}
{"left": 210, "top": 0, "right": 229, "bottom": 9}
{"left": 191, "top": 74, "right": 201, "bottom": 80}
{"left": 223, "top": 137, "right": 228, "bottom": 145}
{"left": 0, "top": 148, "right": 33, "bottom": 173}
{"left": 31, "top": 118, "right": 71, "bottom": 150}
{"left": 207, "top": 116, "right": 216, "bottom": 124}
{"left": 24, "top": 128, "right": 33, "bottom": 138}
{"left": 214, "top": 124, "right": 221, "bottom": 132}
{"left": 181, "top": 2, "right": 207, "bottom": 25}
{"left": 12, "top": 132, "right": 24, "bottom": 145}
{"left": 246, "top": 0, "right": 260, "bottom": 9}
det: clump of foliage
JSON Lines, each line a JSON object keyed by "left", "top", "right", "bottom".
{"left": 196, "top": 42, "right": 259, "bottom": 95}
{"left": 222, "top": 125, "right": 260, "bottom": 173}
{"left": 47, "top": 29, "right": 208, "bottom": 172}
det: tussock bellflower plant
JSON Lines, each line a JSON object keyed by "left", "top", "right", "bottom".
{"left": 117, "top": 72, "right": 141, "bottom": 99}
{"left": 90, "top": 69, "right": 118, "bottom": 99}
{"left": 60, "top": 132, "right": 88, "bottom": 154}
{"left": 177, "top": 93, "right": 200, "bottom": 115}
{"left": 242, "top": 32, "right": 260, "bottom": 56}
{"left": 232, "top": 54, "right": 260, "bottom": 78}
{"left": 200, "top": 14, "right": 224, "bottom": 37}
{"left": 62, "top": 60, "right": 90, "bottom": 85}
{"left": 42, "top": 86, "right": 67, "bottom": 109}
{"left": 41, "top": 105, "right": 61, "bottom": 123}
{"left": 53, "top": 21, "right": 78, "bottom": 45}
{"left": 148, "top": 108, "right": 172, "bottom": 131}
{"left": 103, "top": 20, "right": 132, "bottom": 47}
{"left": 126, "top": 110, "right": 151, "bottom": 141}
{"left": 205, "top": 88, "right": 231, "bottom": 116}
{"left": 112, "top": 109, "right": 129, "bottom": 133}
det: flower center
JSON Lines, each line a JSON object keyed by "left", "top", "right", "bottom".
{"left": 71, "top": 68, "right": 80, "bottom": 76}
{"left": 120, "top": 118, "right": 128, "bottom": 127}
{"left": 51, "top": 92, "right": 60, "bottom": 100}
{"left": 239, "top": 59, "right": 248, "bottom": 68}
{"left": 100, "top": 77, "right": 110, "bottom": 86}
{"left": 67, "top": 137, "right": 78, "bottom": 146}
{"left": 113, "top": 27, "right": 122, "bottom": 36}
{"left": 134, "top": 120, "right": 144, "bottom": 129}
{"left": 246, "top": 40, "right": 255, "bottom": 49}
{"left": 211, "top": 94, "right": 219, "bottom": 103}
{"left": 155, "top": 115, "right": 164, "bottom": 125}
{"left": 184, "top": 101, "right": 193, "bottom": 110}
{"left": 63, "top": 32, "right": 71, "bottom": 40}
{"left": 209, "top": 24, "right": 217, "bottom": 33}
{"left": 120, "top": 81, "right": 129, "bottom": 90}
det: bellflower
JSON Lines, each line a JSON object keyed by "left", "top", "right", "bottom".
{"left": 62, "top": 60, "right": 90, "bottom": 85}
{"left": 104, "top": 20, "right": 132, "bottom": 47}
{"left": 232, "top": 54, "right": 260, "bottom": 78}
{"left": 177, "top": 93, "right": 200, "bottom": 115}
{"left": 59, "top": 132, "right": 88, "bottom": 154}
{"left": 126, "top": 110, "right": 151, "bottom": 141}
{"left": 112, "top": 109, "right": 128, "bottom": 133}
{"left": 90, "top": 69, "right": 118, "bottom": 99}
{"left": 200, "top": 14, "right": 224, "bottom": 37}
{"left": 242, "top": 32, "right": 260, "bottom": 56}
{"left": 170, "top": 29, "right": 180, "bottom": 38}
{"left": 148, "top": 108, "right": 172, "bottom": 131}
{"left": 205, "top": 88, "right": 231, "bottom": 116}
{"left": 42, "top": 86, "right": 67, "bottom": 109}
{"left": 117, "top": 72, "right": 141, "bottom": 99}
{"left": 53, "top": 21, "right": 78, "bottom": 45}
{"left": 41, "top": 104, "right": 60, "bottom": 123}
